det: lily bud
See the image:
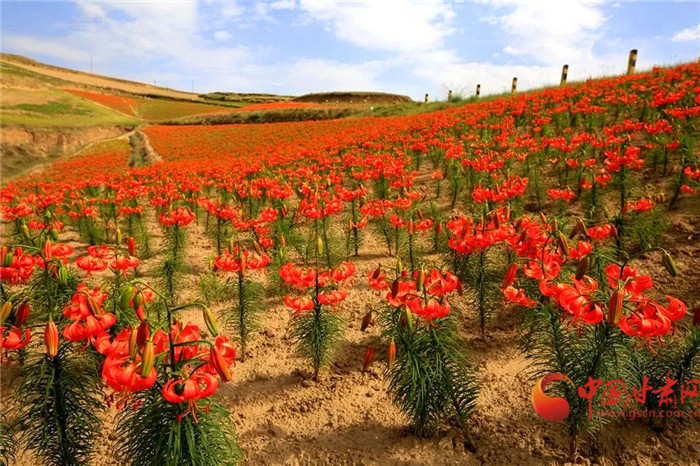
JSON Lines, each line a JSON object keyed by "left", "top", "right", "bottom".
{"left": 50, "top": 228, "right": 59, "bottom": 241}
{"left": 661, "top": 250, "right": 678, "bottom": 277}
{"left": 434, "top": 222, "right": 443, "bottom": 236}
{"left": 129, "top": 327, "right": 139, "bottom": 359}
{"left": 43, "top": 240, "right": 53, "bottom": 259}
{"left": 502, "top": 263, "right": 517, "bottom": 289}
{"left": 362, "top": 346, "right": 375, "bottom": 372}
{"left": 390, "top": 279, "right": 400, "bottom": 299}
{"left": 317, "top": 236, "right": 324, "bottom": 255}
{"left": 396, "top": 258, "right": 403, "bottom": 275}
{"left": 387, "top": 340, "right": 396, "bottom": 368}
{"left": 569, "top": 218, "right": 586, "bottom": 239}
{"left": 539, "top": 212, "right": 547, "bottom": 224}
{"left": 404, "top": 307, "right": 414, "bottom": 330}
{"left": 16, "top": 301, "right": 30, "bottom": 327}
{"left": 575, "top": 256, "right": 590, "bottom": 280}
{"left": 240, "top": 253, "right": 247, "bottom": 276}
{"left": 210, "top": 346, "right": 233, "bottom": 382}
{"left": 0, "top": 300, "right": 12, "bottom": 324}
{"left": 133, "top": 291, "right": 144, "bottom": 310}
{"left": 140, "top": 340, "right": 155, "bottom": 378}
{"left": 228, "top": 238, "right": 236, "bottom": 254}
{"left": 416, "top": 268, "right": 426, "bottom": 292}
{"left": 279, "top": 235, "right": 286, "bottom": 249}
{"left": 57, "top": 264, "right": 68, "bottom": 285}
{"left": 203, "top": 306, "right": 219, "bottom": 336}
{"left": 253, "top": 241, "right": 263, "bottom": 256}
{"left": 610, "top": 225, "right": 619, "bottom": 240}
{"left": 119, "top": 286, "right": 135, "bottom": 311}
{"left": 136, "top": 321, "right": 150, "bottom": 346}
{"left": 2, "top": 248, "right": 12, "bottom": 267}
{"left": 348, "top": 219, "right": 354, "bottom": 231}
{"left": 116, "top": 227, "right": 123, "bottom": 246}
{"left": 209, "top": 258, "right": 217, "bottom": 272}
{"left": 44, "top": 321, "right": 59, "bottom": 358}
{"left": 603, "top": 206, "right": 611, "bottom": 219}
{"left": 20, "top": 223, "right": 30, "bottom": 241}
{"left": 126, "top": 236, "right": 136, "bottom": 256}
{"left": 557, "top": 233, "right": 570, "bottom": 256}
{"left": 607, "top": 291, "right": 623, "bottom": 325}
{"left": 85, "top": 294, "right": 102, "bottom": 316}
{"left": 361, "top": 312, "right": 372, "bottom": 332}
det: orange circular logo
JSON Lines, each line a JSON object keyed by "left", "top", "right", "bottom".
{"left": 532, "top": 373, "right": 574, "bottom": 422}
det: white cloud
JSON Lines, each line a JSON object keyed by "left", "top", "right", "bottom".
{"left": 496, "top": 0, "right": 607, "bottom": 64}
{"left": 3, "top": 0, "right": 695, "bottom": 100}
{"left": 276, "top": 58, "right": 387, "bottom": 94}
{"left": 299, "top": 0, "right": 456, "bottom": 52}
{"left": 270, "top": 0, "right": 296, "bottom": 10}
{"left": 218, "top": 1, "right": 246, "bottom": 18}
{"left": 1, "top": 34, "right": 90, "bottom": 62}
{"left": 214, "top": 30, "right": 233, "bottom": 41}
{"left": 411, "top": 47, "right": 638, "bottom": 100}
{"left": 672, "top": 23, "right": 700, "bottom": 42}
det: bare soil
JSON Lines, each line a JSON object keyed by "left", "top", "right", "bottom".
{"left": 3, "top": 199, "right": 699, "bottom": 465}
{"left": 0, "top": 125, "right": 133, "bottom": 180}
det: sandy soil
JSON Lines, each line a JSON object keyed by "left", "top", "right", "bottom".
{"left": 3, "top": 196, "right": 699, "bottom": 465}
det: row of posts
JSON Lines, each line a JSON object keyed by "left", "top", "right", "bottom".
{"left": 426, "top": 49, "right": 638, "bottom": 103}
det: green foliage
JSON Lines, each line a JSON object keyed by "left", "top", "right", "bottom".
{"left": 630, "top": 326, "right": 700, "bottom": 419}
{"left": 198, "top": 272, "right": 235, "bottom": 305}
{"left": 622, "top": 208, "right": 668, "bottom": 252}
{"left": 229, "top": 274, "right": 265, "bottom": 360}
{"left": 115, "top": 392, "right": 244, "bottom": 466}
{"left": 384, "top": 313, "right": 478, "bottom": 441}
{"left": 21, "top": 263, "right": 80, "bottom": 321}
{"left": 136, "top": 215, "right": 153, "bottom": 259}
{"left": 12, "top": 99, "right": 91, "bottom": 116}
{"left": 15, "top": 342, "right": 103, "bottom": 466}
{"left": 453, "top": 248, "right": 502, "bottom": 336}
{"left": 159, "top": 225, "right": 187, "bottom": 298}
{"left": 77, "top": 217, "right": 105, "bottom": 245}
{"left": 0, "top": 413, "right": 17, "bottom": 466}
{"left": 524, "top": 306, "right": 630, "bottom": 444}
{"left": 290, "top": 305, "right": 342, "bottom": 380}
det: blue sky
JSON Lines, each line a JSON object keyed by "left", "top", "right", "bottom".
{"left": 2, "top": 1, "right": 699, "bottom": 99}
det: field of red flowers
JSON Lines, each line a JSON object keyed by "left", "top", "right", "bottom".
{"left": 64, "top": 88, "right": 234, "bottom": 121}
{"left": 2, "top": 62, "right": 699, "bottom": 465}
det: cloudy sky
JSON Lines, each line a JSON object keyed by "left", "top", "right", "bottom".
{"left": 2, "top": 1, "right": 698, "bottom": 99}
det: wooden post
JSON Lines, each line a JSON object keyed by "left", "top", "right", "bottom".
{"left": 448, "top": 90, "right": 453, "bottom": 101}
{"left": 627, "top": 49, "right": 637, "bottom": 75}
{"left": 476, "top": 84, "right": 481, "bottom": 97}
{"left": 511, "top": 77, "right": 517, "bottom": 94}
{"left": 424, "top": 93, "right": 429, "bottom": 103}
{"left": 560, "top": 64, "right": 569, "bottom": 85}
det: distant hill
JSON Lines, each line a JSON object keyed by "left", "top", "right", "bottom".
{"left": 2, "top": 53, "right": 221, "bottom": 102}
{"left": 294, "top": 91, "right": 413, "bottom": 104}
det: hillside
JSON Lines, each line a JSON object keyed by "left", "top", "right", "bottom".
{"left": 0, "top": 54, "right": 292, "bottom": 177}
{"left": 1, "top": 61, "right": 698, "bottom": 466}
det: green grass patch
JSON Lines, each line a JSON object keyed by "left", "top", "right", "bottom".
{"left": 1, "top": 90, "right": 139, "bottom": 127}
